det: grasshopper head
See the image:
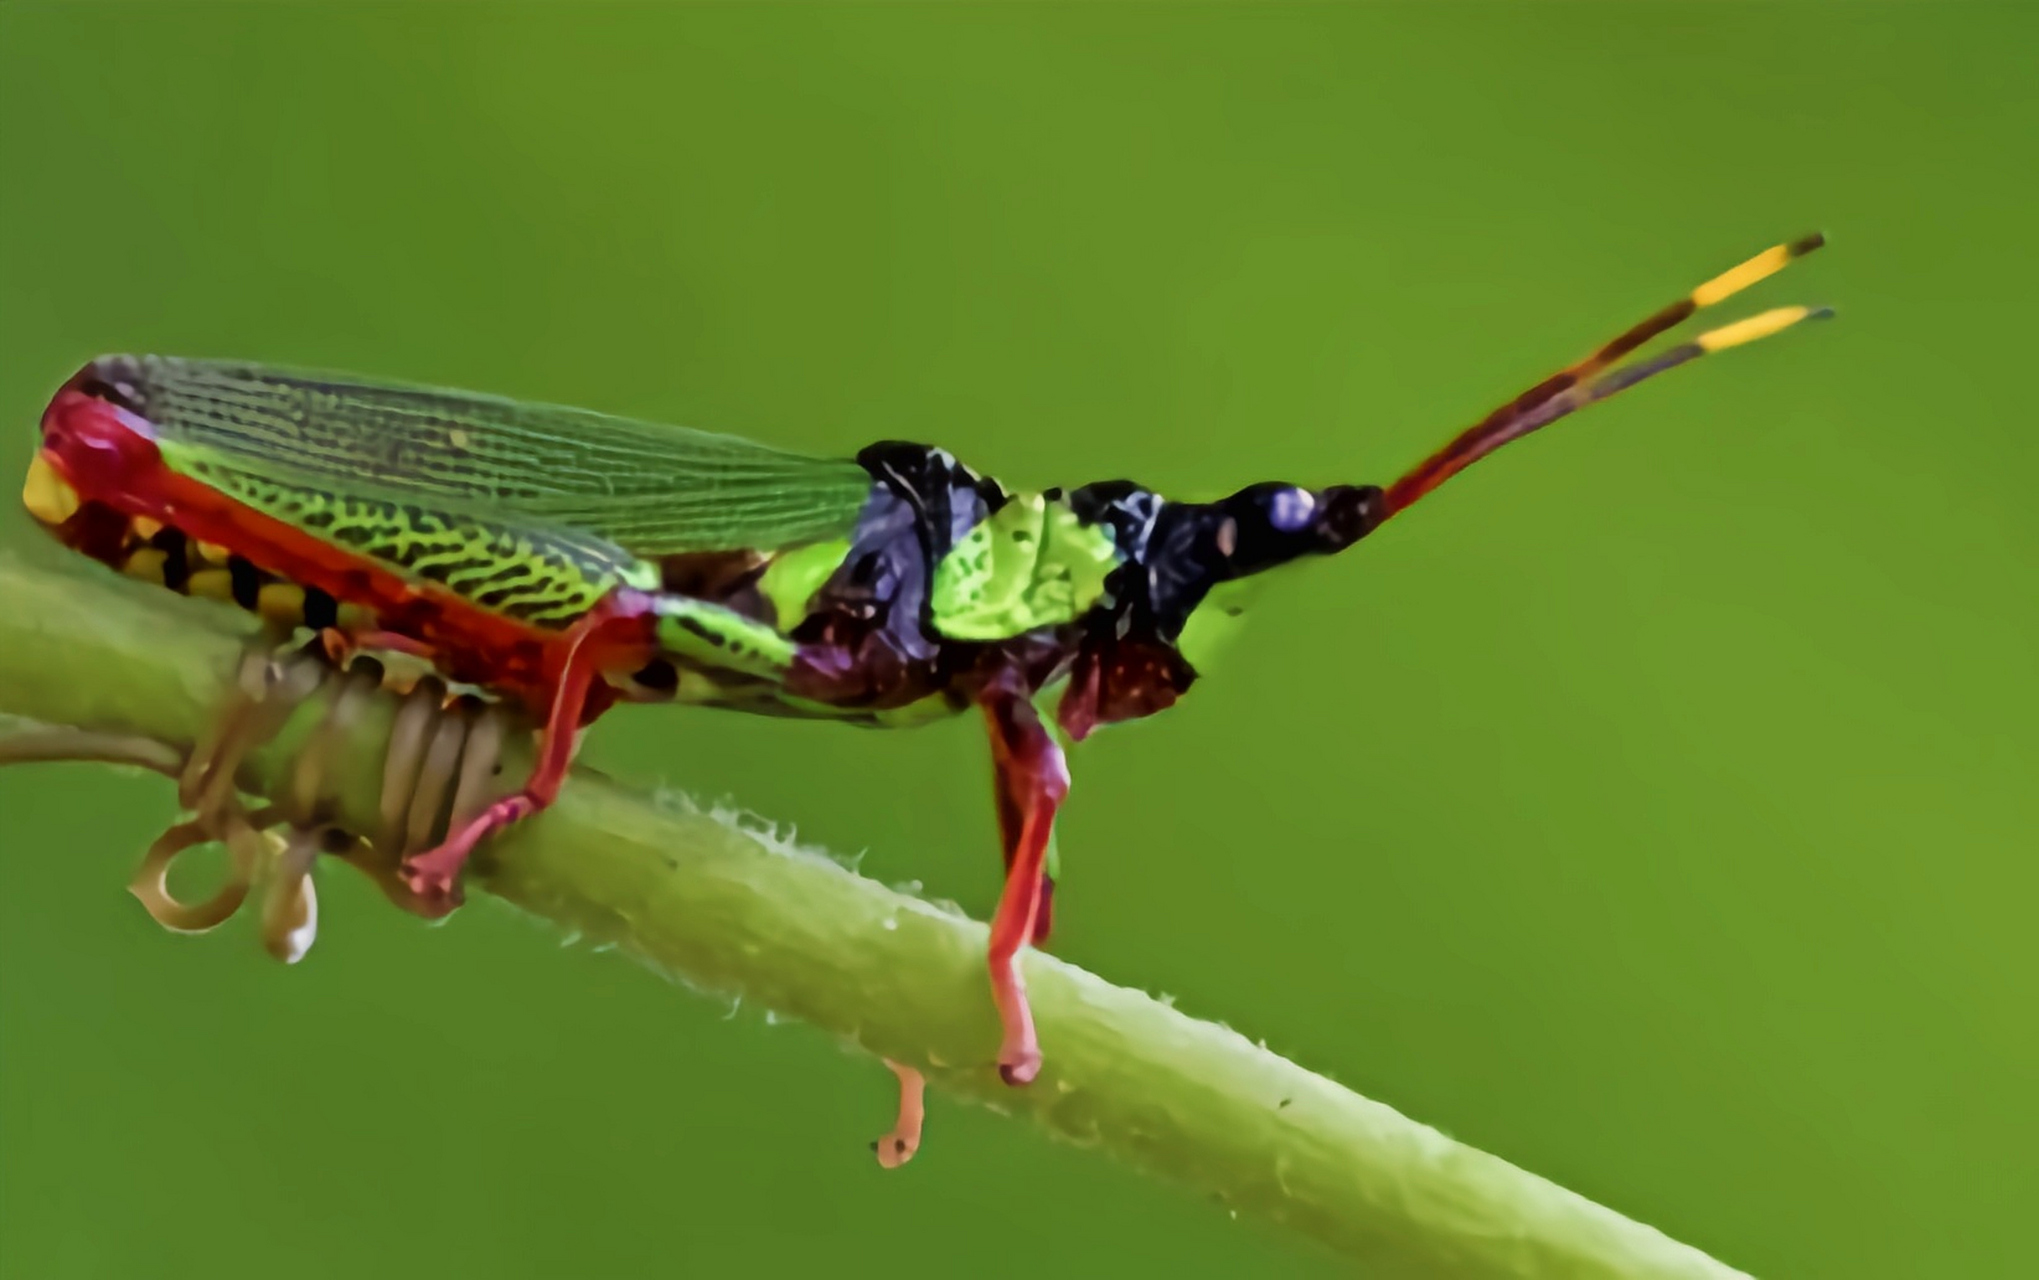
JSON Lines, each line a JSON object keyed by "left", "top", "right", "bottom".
{"left": 1053, "top": 478, "right": 1384, "bottom": 740}
{"left": 1132, "top": 480, "right": 1385, "bottom": 635}
{"left": 1201, "top": 481, "right": 1384, "bottom": 578}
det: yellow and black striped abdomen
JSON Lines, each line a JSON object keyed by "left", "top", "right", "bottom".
{"left": 107, "top": 516, "right": 360, "bottom": 632}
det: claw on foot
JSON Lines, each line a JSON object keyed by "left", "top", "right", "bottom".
{"left": 991, "top": 955, "right": 1043, "bottom": 1087}
{"left": 399, "top": 852, "right": 468, "bottom": 911}
{"left": 399, "top": 790, "right": 533, "bottom": 908}
{"left": 998, "top": 1050, "right": 1042, "bottom": 1088}
{"left": 874, "top": 1060, "right": 927, "bottom": 1169}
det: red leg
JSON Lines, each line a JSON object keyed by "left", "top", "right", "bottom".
{"left": 981, "top": 688, "right": 1069, "bottom": 1086}
{"left": 399, "top": 614, "right": 606, "bottom": 909}
{"left": 873, "top": 1059, "right": 927, "bottom": 1169}
{"left": 989, "top": 746, "right": 1057, "bottom": 946}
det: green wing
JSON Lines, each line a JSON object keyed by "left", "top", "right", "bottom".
{"left": 92, "top": 355, "right": 876, "bottom": 555}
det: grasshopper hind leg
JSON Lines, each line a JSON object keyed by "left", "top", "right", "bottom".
{"left": 396, "top": 674, "right": 586, "bottom": 909}
{"left": 394, "top": 595, "right": 641, "bottom": 906}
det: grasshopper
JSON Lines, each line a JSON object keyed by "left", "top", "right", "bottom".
{"left": 23, "top": 236, "right": 1829, "bottom": 1084}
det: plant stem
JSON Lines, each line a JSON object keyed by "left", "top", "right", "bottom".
{"left": 0, "top": 554, "right": 1748, "bottom": 1279}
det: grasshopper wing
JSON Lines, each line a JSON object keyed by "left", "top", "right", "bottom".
{"left": 85, "top": 355, "right": 875, "bottom": 557}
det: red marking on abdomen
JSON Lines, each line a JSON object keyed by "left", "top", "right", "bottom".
{"left": 39, "top": 380, "right": 657, "bottom": 715}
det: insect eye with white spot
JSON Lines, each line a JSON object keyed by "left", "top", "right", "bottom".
{"left": 1265, "top": 486, "right": 1315, "bottom": 533}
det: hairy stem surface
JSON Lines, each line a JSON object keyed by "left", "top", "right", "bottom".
{"left": 0, "top": 554, "right": 1747, "bottom": 1279}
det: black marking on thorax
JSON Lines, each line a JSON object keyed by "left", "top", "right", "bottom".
{"left": 854, "top": 441, "right": 1009, "bottom": 562}
{"left": 805, "top": 443, "right": 1011, "bottom": 659}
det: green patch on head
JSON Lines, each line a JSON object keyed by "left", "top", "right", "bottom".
{"left": 930, "top": 494, "right": 1120, "bottom": 641}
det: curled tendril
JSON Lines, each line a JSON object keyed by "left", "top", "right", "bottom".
{"left": 0, "top": 638, "right": 933, "bottom": 1164}
{"left": 0, "top": 639, "right": 516, "bottom": 964}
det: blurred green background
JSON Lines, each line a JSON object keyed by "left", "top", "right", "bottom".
{"left": 1, "top": 4, "right": 2032, "bottom": 1277}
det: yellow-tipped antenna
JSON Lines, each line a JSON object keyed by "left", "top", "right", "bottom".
{"left": 1500, "top": 302, "right": 1834, "bottom": 443}
{"left": 1383, "top": 234, "right": 1830, "bottom": 516}
{"left": 1690, "top": 235, "right": 1824, "bottom": 307}
{"left": 1695, "top": 304, "right": 1826, "bottom": 353}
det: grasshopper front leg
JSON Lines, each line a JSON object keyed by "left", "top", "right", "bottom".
{"left": 980, "top": 684, "right": 1070, "bottom": 1086}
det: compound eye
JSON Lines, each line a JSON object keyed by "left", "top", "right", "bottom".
{"left": 1264, "top": 486, "right": 1316, "bottom": 533}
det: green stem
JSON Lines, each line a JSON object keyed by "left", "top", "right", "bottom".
{"left": 0, "top": 553, "right": 1747, "bottom": 1279}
